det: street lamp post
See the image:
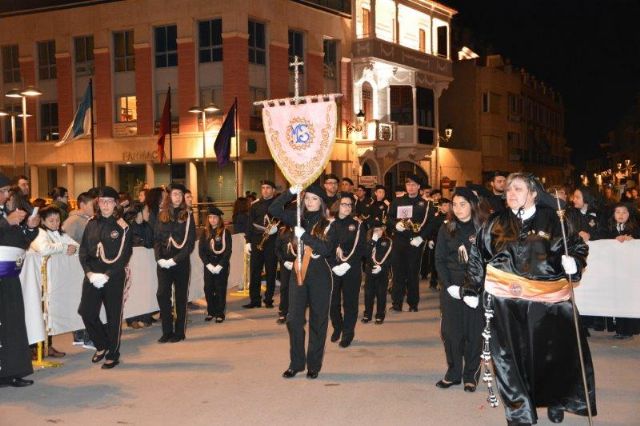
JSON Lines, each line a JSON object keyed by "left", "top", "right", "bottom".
{"left": 435, "top": 123, "right": 453, "bottom": 189}
{"left": 6, "top": 86, "right": 42, "bottom": 177}
{"left": 0, "top": 109, "right": 19, "bottom": 174}
{"left": 189, "top": 103, "right": 219, "bottom": 202}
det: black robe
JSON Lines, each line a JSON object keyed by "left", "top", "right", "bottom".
{"left": 465, "top": 205, "right": 596, "bottom": 424}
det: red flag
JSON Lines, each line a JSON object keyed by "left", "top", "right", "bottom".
{"left": 157, "top": 87, "right": 171, "bottom": 163}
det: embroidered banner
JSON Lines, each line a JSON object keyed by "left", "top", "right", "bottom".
{"left": 261, "top": 98, "right": 337, "bottom": 188}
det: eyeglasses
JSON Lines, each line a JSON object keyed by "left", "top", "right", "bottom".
{"left": 340, "top": 203, "right": 353, "bottom": 207}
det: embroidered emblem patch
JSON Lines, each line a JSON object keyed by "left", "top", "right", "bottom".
{"left": 110, "top": 230, "right": 120, "bottom": 239}
{"left": 348, "top": 224, "right": 356, "bottom": 232}
{"left": 418, "top": 201, "right": 425, "bottom": 207}
{"left": 509, "top": 283, "right": 522, "bottom": 297}
{"left": 381, "top": 241, "right": 388, "bottom": 247}
{"left": 215, "top": 236, "right": 221, "bottom": 242}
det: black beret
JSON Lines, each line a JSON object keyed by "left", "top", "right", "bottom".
{"left": 452, "top": 187, "right": 479, "bottom": 204}
{"left": 357, "top": 184, "right": 367, "bottom": 191}
{"left": 207, "top": 205, "right": 224, "bottom": 216}
{"left": 338, "top": 192, "right": 355, "bottom": 203}
{"left": 168, "top": 183, "right": 187, "bottom": 193}
{"left": 0, "top": 172, "right": 10, "bottom": 188}
{"left": 99, "top": 186, "right": 119, "bottom": 199}
{"left": 374, "top": 184, "right": 386, "bottom": 191}
{"left": 341, "top": 177, "right": 354, "bottom": 185}
{"left": 439, "top": 198, "right": 451, "bottom": 204}
{"left": 323, "top": 174, "right": 339, "bottom": 183}
{"left": 260, "top": 179, "right": 275, "bottom": 188}
{"left": 405, "top": 174, "right": 423, "bottom": 188}
{"left": 304, "top": 184, "right": 328, "bottom": 204}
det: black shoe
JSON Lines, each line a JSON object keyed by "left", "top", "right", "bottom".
{"left": 435, "top": 379, "right": 461, "bottom": 388}
{"left": 339, "top": 339, "right": 352, "bottom": 348}
{"left": 169, "top": 335, "right": 185, "bottom": 343}
{"left": 375, "top": 318, "right": 384, "bottom": 325}
{"left": 409, "top": 306, "right": 418, "bottom": 312}
{"left": 277, "top": 316, "right": 286, "bottom": 324}
{"left": 215, "top": 316, "right": 225, "bottom": 323}
{"left": 263, "top": 301, "right": 274, "bottom": 309}
{"left": 91, "top": 350, "right": 107, "bottom": 363}
{"left": 8, "top": 377, "right": 34, "bottom": 387}
{"left": 361, "top": 317, "right": 371, "bottom": 324}
{"left": 158, "top": 334, "right": 173, "bottom": 343}
{"left": 282, "top": 368, "right": 302, "bottom": 378}
{"left": 242, "top": 302, "right": 261, "bottom": 309}
{"left": 390, "top": 305, "right": 402, "bottom": 312}
{"left": 330, "top": 329, "right": 341, "bottom": 343}
{"left": 463, "top": 383, "right": 477, "bottom": 392}
{"left": 101, "top": 360, "right": 120, "bottom": 370}
{"left": 204, "top": 315, "right": 214, "bottom": 322}
{"left": 547, "top": 407, "right": 564, "bottom": 423}
{"left": 306, "top": 370, "right": 319, "bottom": 379}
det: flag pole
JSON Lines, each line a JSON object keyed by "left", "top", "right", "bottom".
{"left": 168, "top": 84, "right": 173, "bottom": 184}
{"left": 89, "top": 79, "right": 96, "bottom": 188}
{"left": 235, "top": 96, "right": 239, "bottom": 198}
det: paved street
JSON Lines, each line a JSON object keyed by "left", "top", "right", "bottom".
{"left": 2, "top": 283, "right": 638, "bottom": 425}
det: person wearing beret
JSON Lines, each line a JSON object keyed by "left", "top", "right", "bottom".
{"left": 388, "top": 174, "right": 433, "bottom": 312}
{"left": 243, "top": 179, "right": 280, "bottom": 309}
{"left": 367, "top": 184, "right": 389, "bottom": 228}
{"left": 362, "top": 217, "right": 393, "bottom": 324}
{"left": 199, "top": 206, "right": 232, "bottom": 323}
{"left": 154, "top": 183, "right": 196, "bottom": 343}
{"left": 78, "top": 186, "right": 133, "bottom": 369}
{"left": 323, "top": 174, "right": 340, "bottom": 209}
{"left": 340, "top": 177, "right": 355, "bottom": 194}
{"left": 0, "top": 173, "right": 40, "bottom": 388}
{"left": 268, "top": 184, "right": 338, "bottom": 379}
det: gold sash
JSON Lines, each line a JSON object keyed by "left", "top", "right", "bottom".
{"left": 484, "top": 264, "right": 576, "bottom": 303}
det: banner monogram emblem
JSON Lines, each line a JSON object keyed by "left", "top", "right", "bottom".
{"left": 287, "top": 117, "right": 314, "bottom": 150}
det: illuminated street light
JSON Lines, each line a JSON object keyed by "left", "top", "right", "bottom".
{"left": 189, "top": 103, "right": 220, "bottom": 201}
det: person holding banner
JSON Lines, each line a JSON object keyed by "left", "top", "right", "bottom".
{"left": 269, "top": 184, "right": 337, "bottom": 379}
{"left": 154, "top": 183, "right": 196, "bottom": 343}
{"left": 0, "top": 173, "right": 40, "bottom": 388}
{"left": 199, "top": 206, "right": 232, "bottom": 323}
{"left": 464, "top": 173, "right": 596, "bottom": 425}
{"left": 78, "top": 186, "right": 133, "bottom": 369}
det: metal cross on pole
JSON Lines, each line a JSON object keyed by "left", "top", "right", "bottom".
{"left": 289, "top": 55, "right": 304, "bottom": 104}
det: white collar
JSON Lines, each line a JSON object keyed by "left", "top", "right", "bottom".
{"left": 512, "top": 205, "right": 536, "bottom": 221}
{"left": 580, "top": 206, "right": 588, "bottom": 214}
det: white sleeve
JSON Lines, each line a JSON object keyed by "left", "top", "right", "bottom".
{"left": 30, "top": 229, "right": 65, "bottom": 256}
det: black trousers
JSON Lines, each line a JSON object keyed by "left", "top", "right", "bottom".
{"left": 0, "top": 276, "right": 33, "bottom": 380}
{"left": 364, "top": 270, "right": 389, "bottom": 319}
{"left": 278, "top": 261, "right": 292, "bottom": 316}
{"left": 391, "top": 240, "right": 423, "bottom": 309}
{"left": 78, "top": 272, "right": 126, "bottom": 361}
{"left": 249, "top": 243, "right": 277, "bottom": 304}
{"left": 439, "top": 289, "right": 484, "bottom": 383}
{"left": 287, "top": 261, "right": 332, "bottom": 372}
{"left": 156, "top": 260, "right": 190, "bottom": 337}
{"left": 203, "top": 266, "right": 228, "bottom": 317}
{"left": 330, "top": 266, "right": 362, "bottom": 340}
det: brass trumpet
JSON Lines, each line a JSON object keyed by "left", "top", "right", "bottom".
{"left": 257, "top": 219, "right": 280, "bottom": 251}
{"left": 400, "top": 218, "right": 421, "bottom": 232}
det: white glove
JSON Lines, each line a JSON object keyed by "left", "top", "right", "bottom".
{"left": 294, "top": 226, "right": 305, "bottom": 238}
{"left": 463, "top": 295, "right": 479, "bottom": 309}
{"left": 561, "top": 255, "right": 577, "bottom": 275}
{"left": 428, "top": 240, "right": 435, "bottom": 250}
{"left": 206, "top": 263, "right": 216, "bottom": 274}
{"left": 245, "top": 242, "right": 252, "bottom": 254}
{"left": 284, "top": 261, "right": 293, "bottom": 270}
{"left": 157, "top": 259, "right": 168, "bottom": 268}
{"left": 92, "top": 273, "right": 109, "bottom": 288}
{"left": 372, "top": 232, "right": 381, "bottom": 242}
{"left": 268, "top": 225, "right": 278, "bottom": 235}
{"left": 395, "top": 221, "right": 406, "bottom": 232}
{"left": 165, "top": 258, "right": 177, "bottom": 268}
{"left": 212, "top": 265, "right": 223, "bottom": 274}
{"left": 372, "top": 265, "right": 382, "bottom": 274}
{"left": 289, "top": 185, "right": 302, "bottom": 195}
{"left": 332, "top": 263, "right": 351, "bottom": 276}
{"left": 410, "top": 236, "right": 424, "bottom": 247}
{"left": 447, "top": 285, "right": 461, "bottom": 300}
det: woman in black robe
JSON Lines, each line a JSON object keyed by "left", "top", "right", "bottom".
{"left": 464, "top": 173, "right": 596, "bottom": 425}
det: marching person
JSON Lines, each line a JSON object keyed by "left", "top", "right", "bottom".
{"left": 434, "top": 188, "right": 484, "bottom": 392}
{"left": 275, "top": 224, "right": 295, "bottom": 324}
{"left": 0, "top": 173, "right": 40, "bottom": 388}
{"left": 464, "top": 173, "right": 596, "bottom": 425}
{"left": 199, "top": 206, "right": 232, "bottom": 323}
{"left": 329, "top": 193, "right": 366, "bottom": 347}
{"left": 567, "top": 187, "right": 603, "bottom": 242}
{"left": 389, "top": 175, "right": 432, "bottom": 312}
{"left": 340, "top": 177, "right": 355, "bottom": 194}
{"left": 368, "top": 184, "right": 389, "bottom": 228}
{"left": 354, "top": 185, "right": 371, "bottom": 221}
{"left": 78, "top": 186, "right": 133, "bottom": 369}
{"left": 243, "top": 180, "right": 279, "bottom": 309}
{"left": 423, "top": 198, "right": 450, "bottom": 287}
{"left": 269, "top": 184, "right": 337, "bottom": 379}
{"left": 362, "top": 217, "right": 393, "bottom": 324}
{"left": 154, "top": 183, "right": 196, "bottom": 343}
{"left": 323, "top": 174, "right": 340, "bottom": 208}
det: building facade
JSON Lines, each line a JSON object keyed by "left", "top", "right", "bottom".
{"left": 439, "top": 54, "right": 569, "bottom": 186}
{"left": 0, "top": 0, "right": 469, "bottom": 200}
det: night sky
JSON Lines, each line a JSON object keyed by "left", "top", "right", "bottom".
{"left": 445, "top": 0, "right": 640, "bottom": 169}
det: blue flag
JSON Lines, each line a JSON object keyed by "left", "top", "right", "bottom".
{"left": 55, "top": 83, "right": 92, "bottom": 147}
{"left": 213, "top": 100, "right": 236, "bottom": 167}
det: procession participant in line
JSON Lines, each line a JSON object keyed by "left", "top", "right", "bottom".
{"left": 367, "top": 184, "right": 389, "bottom": 228}
{"left": 31, "top": 205, "right": 81, "bottom": 358}
{"left": 362, "top": 217, "right": 393, "bottom": 324}
{"left": 275, "top": 223, "right": 295, "bottom": 324}
{"left": 464, "top": 172, "right": 596, "bottom": 425}
{"left": 243, "top": 180, "right": 279, "bottom": 309}
{"left": 487, "top": 171, "right": 508, "bottom": 214}
{"left": 434, "top": 188, "right": 484, "bottom": 392}
{"left": 567, "top": 187, "right": 603, "bottom": 242}
{"left": 389, "top": 174, "right": 432, "bottom": 312}
{"left": 269, "top": 184, "right": 337, "bottom": 379}
{"left": 154, "top": 183, "right": 196, "bottom": 343}
{"left": 323, "top": 174, "right": 340, "bottom": 209}
{"left": 340, "top": 177, "right": 355, "bottom": 194}
{"left": 423, "top": 198, "right": 450, "bottom": 287}
{"left": 329, "top": 193, "right": 366, "bottom": 347}
{"left": 199, "top": 206, "right": 232, "bottom": 323}
{"left": 0, "top": 173, "right": 40, "bottom": 388}
{"left": 354, "top": 185, "right": 371, "bottom": 221}
{"left": 601, "top": 202, "right": 640, "bottom": 339}
{"left": 78, "top": 186, "right": 133, "bottom": 369}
